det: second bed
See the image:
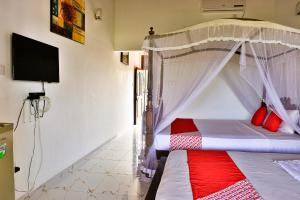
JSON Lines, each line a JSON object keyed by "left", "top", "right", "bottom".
{"left": 156, "top": 150, "right": 300, "bottom": 200}
{"left": 155, "top": 119, "right": 300, "bottom": 153}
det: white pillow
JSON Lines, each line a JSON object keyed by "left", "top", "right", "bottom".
{"left": 279, "top": 110, "right": 300, "bottom": 134}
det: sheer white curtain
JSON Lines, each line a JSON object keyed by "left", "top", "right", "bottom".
{"left": 142, "top": 41, "right": 243, "bottom": 177}
{"left": 153, "top": 41, "right": 243, "bottom": 135}
{"left": 140, "top": 41, "right": 242, "bottom": 177}
{"left": 241, "top": 42, "right": 300, "bottom": 133}
{"left": 220, "top": 54, "right": 261, "bottom": 115}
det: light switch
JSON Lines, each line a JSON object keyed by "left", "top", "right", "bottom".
{"left": 0, "top": 64, "right": 5, "bottom": 75}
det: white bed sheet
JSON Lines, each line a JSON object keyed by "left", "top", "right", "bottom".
{"left": 156, "top": 150, "right": 300, "bottom": 200}
{"left": 154, "top": 119, "right": 300, "bottom": 153}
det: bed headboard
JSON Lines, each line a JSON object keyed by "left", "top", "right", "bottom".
{"left": 280, "top": 97, "right": 300, "bottom": 134}
{"left": 280, "top": 97, "right": 299, "bottom": 110}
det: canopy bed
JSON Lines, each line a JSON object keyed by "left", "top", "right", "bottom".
{"left": 140, "top": 18, "right": 300, "bottom": 177}
{"left": 156, "top": 150, "right": 300, "bottom": 200}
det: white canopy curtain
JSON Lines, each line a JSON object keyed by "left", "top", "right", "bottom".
{"left": 141, "top": 41, "right": 242, "bottom": 177}
{"left": 141, "top": 19, "right": 300, "bottom": 177}
{"left": 240, "top": 42, "right": 300, "bottom": 133}
{"left": 220, "top": 54, "right": 261, "bottom": 114}
{"left": 154, "top": 41, "right": 242, "bottom": 134}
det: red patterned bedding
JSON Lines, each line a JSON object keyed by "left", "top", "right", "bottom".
{"left": 170, "top": 118, "right": 202, "bottom": 150}
{"left": 187, "top": 150, "right": 262, "bottom": 200}
{"left": 156, "top": 150, "right": 300, "bottom": 200}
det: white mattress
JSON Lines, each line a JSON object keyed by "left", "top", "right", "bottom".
{"left": 156, "top": 150, "right": 300, "bottom": 200}
{"left": 154, "top": 119, "right": 300, "bottom": 153}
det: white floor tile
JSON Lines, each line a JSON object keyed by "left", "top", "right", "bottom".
{"left": 21, "top": 127, "right": 151, "bottom": 200}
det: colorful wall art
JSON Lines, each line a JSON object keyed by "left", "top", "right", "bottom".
{"left": 51, "top": 0, "right": 85, "bottom": 44}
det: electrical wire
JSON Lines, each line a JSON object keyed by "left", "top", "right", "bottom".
{"left": 31, "top": 113, "right": 43, "bottom": 192}
{"left": 26, "top": 100, "right": 37, "bottom": 192}
{"left": 39, "top": 98, "right": 46, "bottom": 118}
{"left": 15, "top": 82, "right": 47, "bottom": 194}
{"left": 15, "top": 188, "right": 27, "bottom": 193}
{"left": 42, "top": 82, "right": 45, "bottom": 93}
{"left": 29, "top": 99, "right": 44, "bottom": 192}
{"left": 14, "top": 99, "right": 29, "bottom": 193}
{"left": 14, "top": 99, "right": 27, "bottom": 132}
{"left": 15, "top": 99, "right": 44, "bottom": 195}
{"left": 39, "top": 96, "right": 51, "bottom": 114}
{"left": 242, "top": 9, "right": 246, "bottom": 18}
{"left": 40, "top": 81, "right": 46, "bottom": 117}
{"left": 241, "top": 1, "right": 246, "bottom": 18}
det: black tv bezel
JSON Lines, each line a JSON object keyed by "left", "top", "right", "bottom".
{"left": 11, "top": 33, "right": 60, "bottom": 83}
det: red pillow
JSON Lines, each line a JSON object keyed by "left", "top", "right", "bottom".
{"left": 251, "top": 106, "right": 267, "bottom": 126}
{"left": 171, "top": 118, "right": 198, "bottom": 134}
{"left": 263, "top": 112, "right": 282, "bottom": 132}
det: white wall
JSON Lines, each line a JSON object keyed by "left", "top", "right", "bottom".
{"left": 178, "top": 54, "right": 250, "bottom": 120}
{"left": 178, "top": 75, "right": 250, "bottom": 120}
{"left": 114, "top": 0, "right": 300, "bottom": 50}
{"left": 0, "top": 0, "right": 133, "bottom": 199}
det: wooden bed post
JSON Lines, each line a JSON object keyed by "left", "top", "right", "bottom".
{"left": 145, "top": 27, "right": 155, "bottom": 160}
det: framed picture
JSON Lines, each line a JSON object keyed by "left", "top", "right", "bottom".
{"left": 120, "top": 52, "right": 129, "bottom": 65}
{"left": 50, "top": 0, "right": 85, "bottom": 44}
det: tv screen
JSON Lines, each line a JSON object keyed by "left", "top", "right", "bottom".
{"left": 12, "top": 33, "right": 59, "bottom": 83}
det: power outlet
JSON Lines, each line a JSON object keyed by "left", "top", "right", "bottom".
{"left": 0, "top": 64, "right": 5, "bottom": 75}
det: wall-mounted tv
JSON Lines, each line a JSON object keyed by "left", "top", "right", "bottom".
{"left": 12, "top": 33, "right": 59, "bottom": 83}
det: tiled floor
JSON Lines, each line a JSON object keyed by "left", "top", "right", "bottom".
{"left": 20, "top": 127, "right": 151, "bottom": 200}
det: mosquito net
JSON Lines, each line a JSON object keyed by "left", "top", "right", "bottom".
{"left": 141, "top": 18, "right": 300, "bottom": 177}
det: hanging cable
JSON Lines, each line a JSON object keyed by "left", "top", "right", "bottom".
{"left": 15, "top": 82, "right": 48, "bottom": 194}
{"left": 42, "top": 82, "right": 45, "bottom": 93}
{"left": 14, "top": 99, "right": 28, "bottom": 193}
{"left": 31, "top": 113, "right": 43, "bottom": 192}
{"left": 27, "top": 100, "right": 38, "bottom": 192}
{"left": 40, "top": 97, "right": 46, "bottom": 118}
{"left": 15, "top": 99, "right": 44, "bottom": 194}
{"left": 241, "top": 2, "right": 246, "bottom": 18}
{"left": 41, "top": 81, "right": 46, "bottom": 117}
{"left": 14, "top": 99, "right": 27, "bottom": 132}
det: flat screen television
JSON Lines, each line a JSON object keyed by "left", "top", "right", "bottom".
{"left": 12, "top": 33, "right": 59, "bottom": 83}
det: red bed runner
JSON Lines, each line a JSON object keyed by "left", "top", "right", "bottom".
{"left": 187, "top": 150, "right": 262, "bottom": 200}
{"left": 170, "top": 118, "right": 202, "bottom": 150}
